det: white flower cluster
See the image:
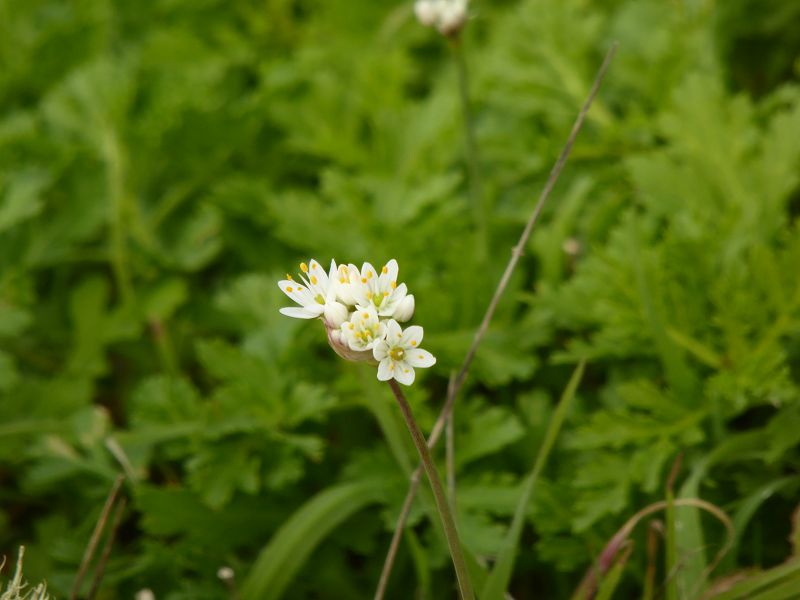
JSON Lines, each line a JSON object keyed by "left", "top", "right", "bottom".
{"left": 414, "top": 0, "right": 469, "bottom": 36}
{"left": 278, "top": 259, "right": 436, "bottom": 385}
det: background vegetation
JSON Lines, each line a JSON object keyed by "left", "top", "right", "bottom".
{"left": 1, "top": 0, "right": 800, "bottom": 598}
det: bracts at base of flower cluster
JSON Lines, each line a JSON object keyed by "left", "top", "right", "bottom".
{"left": 279, "top": 259, "right": 434, "bottom": 385}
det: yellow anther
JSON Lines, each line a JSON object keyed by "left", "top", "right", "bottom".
{"left": 383, "top": 291, "right": 389, "bottom": 297}
{"left": 411, "top": 340, "right": 417, "bottom": 346}
{"left": 339, "top": 277, "right": 346, "bottom": 284}
{"left": 348, "top": 323, "right": 354, "bottom": 330}
{"left": 404, "top": 369, "right": 410, "bottom": 373}
{"left": 382, "top": 265, "right": 388, "bottom": 274}
{"left": 311, "top": 262, "right": 318, "bottom": 269}
{"left": 361, "top": 277, "right": 367, "bottom": 283}
{"left": 362, "top": 312, "right": 369, "bottom": 318}
{"left": 287, "top": 286, "right": 294, "bottom": 292}
{"left": 367, "top": 271, "right": 373, "bottom": 279}
{"left": 300, "top": 262, "right": 308, "bottom": 273}
{"left": 366, "top": 291, "right": 373, "bottom": 299}
{"left": 286, "top": 274, "right": 293, "bottom": 281}
{"left": 390, "top": 281, "right": 397, "bottom": 289}
{"left": 310, "top": 275, "right": 318, "bottom": 284}
{"left": 419, "top": 354, "right": 424, "bottom": 359}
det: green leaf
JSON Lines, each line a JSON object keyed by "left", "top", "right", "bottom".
{"left": 240, "top": 480, "right": 383, "bottom": 600}
{"left": 481, "top": 361, "right": 585, "bottom": 600}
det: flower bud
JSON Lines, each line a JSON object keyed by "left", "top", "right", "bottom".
{"left": 394, "top": 294, "right": 415, "bottom": 322}
{"left": 324, "top": 301, "right": 349, "bottom": 329}
{"left": 414, "top": 0, "right": 439, "bottom": 27}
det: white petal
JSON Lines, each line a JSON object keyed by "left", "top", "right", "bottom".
{"left": 400, "top": 325, "right": 423, "bottom": 348}
{"left": 385, "top": 319, "right": 402, "bottom": 341}
{"left": 379, "top": 259, "right": 399, "bottom": 289}
{"left": 308, "top": 259, "right": 329, "bottom": 291}
{"left": 377, "top": 359, "right": 394, "bottom": 381}
{"left": 379, "top": 283, "right": 407, "bottom": 317}
{"left": 279, "top": 306, "right": 319, "bottom": 319}
{"left": 394, "top": 363, "right": 415, "bottom": 386}
{"left": 373, "top": 340, "right": 389, "bottom": 361}
{"left": 405, "top": 348, "right": 436, "bottom": 368}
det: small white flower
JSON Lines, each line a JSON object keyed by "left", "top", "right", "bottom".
{"left": 436, "top": 0, "right": 468, "bottom": 35}
{"left": 278, "top": 259, "right": 349, "bottom": 328}
{"left": 341, "top": 305, "right": 387, "bottom": 352}
{"left": 394, "top": 294, "right": 415, "bottom": 322}
{"left": 373, "top": 320, "right": 436, "bottom": 386}
{"left": 414, "top": 0, "right": 439, "bottom": 27}
{"left": 352, "top": 259, "right": 409, "bottom": 319}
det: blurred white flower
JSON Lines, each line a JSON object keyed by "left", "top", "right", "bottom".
{"left": 278, "top": 259, "right": 349, "bottom": 327}
{"left": 436, "top": 0, "right": 468, "bottom": 35}
{"left": 352, "top": 259, "right": 409, "bottom": 319}
{"left": 413, "top": 0, "right": 469, "bottom": 36}
{"left": 135, "top": 590, "right": 155, "bottom": 600}
{"left": 414, "top": 0, "right": 439, "bottom": 27}
{"left": 373, "top": 320, "right": 436, "bottom": 386}
{"left": 341, "top": 305, "right": 386, "bottom": 352}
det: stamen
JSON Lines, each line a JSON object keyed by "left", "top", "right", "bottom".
{"left": 361, "top": 277, "right": 367, "bottom": 283}
{"left": 390, "top": 281, "right": 397, "bottom": 289}
{"left": 362, "top": 312, "right": 369, "bottom": 318}
{"left": 411, "top": 341, "right": 417, "bottom": 346}
{"left": 382, "top": 265, "right": 388, "bottom": 274}
{"left": 300, "top": 262, "right": 308, "bottom": 273}
{"left": 348, "top": 323, "right": 354, "bottom": 330}
{"left": 367, "top": 271, "right": 373, "bottom": 280}
{"left": 383, "top": 291, "right": 389, "bottom": 297}
{"left": 310, "top": 275, "right": 318, "bottom": 284}
{"left": 286, "top": 274, "right": 293, "bottom": 280}
{"left": 287, "top": 286, "right": 293, "bottom": 292}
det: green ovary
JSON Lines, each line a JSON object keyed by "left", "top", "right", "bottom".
{"left": 389, "top": 347, "right": 404, "bottom": 361}
{"left": 315, "top": 294, "right": 325, "bottom": 304}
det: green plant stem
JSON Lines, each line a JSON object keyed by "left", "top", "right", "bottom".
{"left": 103, "top": 129, "right": 133, "bottom": 304}
{"left": 387, "top": 379, "right": 474, "bottom": 600}
{"left": 450, "top": 36, "right": 486, "bottom": 250}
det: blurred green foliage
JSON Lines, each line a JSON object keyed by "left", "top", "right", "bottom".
{"left": 1, "top": 0, "right": 799, "bottom": 598}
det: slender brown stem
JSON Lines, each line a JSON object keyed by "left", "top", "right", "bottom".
{"left": 71, "top": 474, "right": 125, "bottom": 600}
{"left": 374, "top": 43, "right": 619, "bottom": 600}
{"left": 87, "top": 497, "right": 127, "bottom": 600}
{"left": 387, "top": 380, "right": 474, "bottom": 600}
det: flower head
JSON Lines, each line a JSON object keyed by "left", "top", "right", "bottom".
{"left": 279, "top": 258, "right": 435, "bottom": 384}
{"left": 278, "top": 259, "right": 348, "bottom": 327}
{"left": 373, "top": 320, "right": 436, "bottom": 386}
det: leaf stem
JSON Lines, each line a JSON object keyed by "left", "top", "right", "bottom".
{"left": 387, "top": 379, "right": 474, "bottom": 600}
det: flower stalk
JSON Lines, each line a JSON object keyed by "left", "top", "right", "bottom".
{"left": 386, "top": 379, "right": 474, "bottom": 600}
